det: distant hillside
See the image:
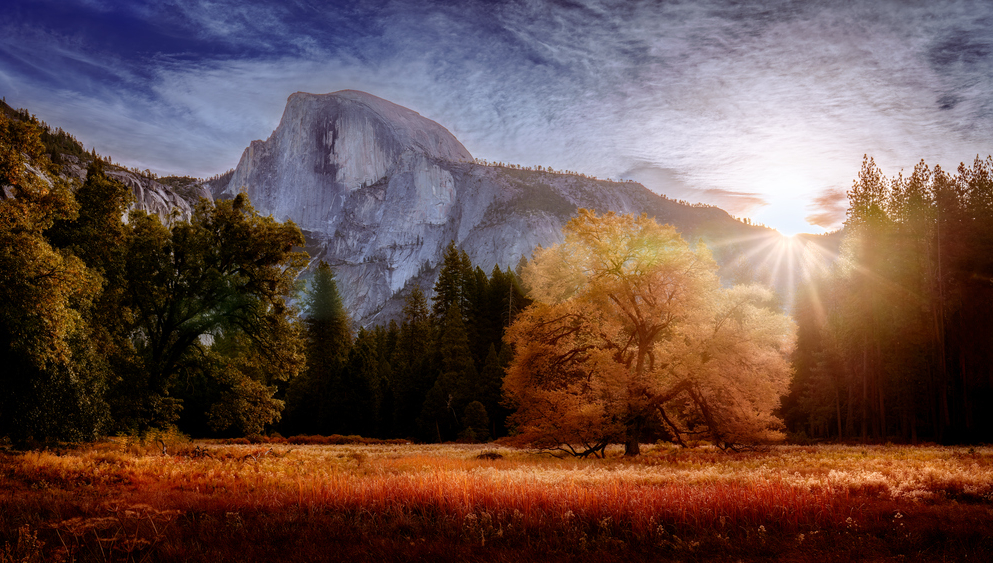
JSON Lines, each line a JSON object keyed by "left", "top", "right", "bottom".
{"left": 1, "top": 99, "right": 211, "bottom": 223}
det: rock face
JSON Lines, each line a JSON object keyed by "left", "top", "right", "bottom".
{"left": 222, "top": 91, "right": 472, "bottom": 232}
{"left": 55, "top": 154, "right": 207, "bottom": 223}
{"left": 222, "top": 90, "right": 779, "bottom": 323}
{"left": 105, "top": 170, "right": 195, "bottom": 223}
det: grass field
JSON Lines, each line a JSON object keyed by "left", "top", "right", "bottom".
{"left": 1, "top": 440, "right": 991, "bottom": 562}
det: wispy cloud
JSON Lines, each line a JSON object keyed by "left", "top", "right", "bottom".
{"left": 805, "top": 187, "right": 848, "bottom": 230}
{"left": 3, "top": 0, "right": 992, "bottom": 233}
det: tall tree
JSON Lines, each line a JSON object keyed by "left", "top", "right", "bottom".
{"left": 390, "top": 287, "right": 437, "bottom": 439}
{"left": 420, "top": 306, "right": 477, "bottom": 441}
{"left": 116, "top": 193, "right": 307, "bottom": 432}
{"left": 0, "top": 112, "right": 105, "bottom": 442}
{"left": 503, "top": 210, "right": 794, "bottom": 456}
{"left": 283, "top": 261, "right": 351, "bottom": 434}
{"left": 787, "top": 155, "right": 993, "bottom": 443}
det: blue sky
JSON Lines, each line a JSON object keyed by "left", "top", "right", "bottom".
{"left": 3, "top": 0, "right": 992, "bottom": 235}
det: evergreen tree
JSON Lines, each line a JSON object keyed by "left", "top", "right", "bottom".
{"left": 391, "top": 287, "right": 438, "bottom": 440}
{"left": 787, "top": 155, "right": 993, "bottom": 443}
{"left": 283, "top": 261, "right": 352, "bottom": 434}
{"left": 477, "top": 343, "right": 508, "bottom": 439}
{"left": 460, "top": 401, "right": 490, "bottom": 442}
{"left": 432, "top": 241, "right": 464, "bottom": 319}
{"left": 420, "top": 306, "right": 477, "bottom": 441}
{"left": 331, "top": 328, "right": 379, "bottom": 436}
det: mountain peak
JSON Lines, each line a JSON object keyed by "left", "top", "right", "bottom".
{"left": 281, "top": 90, "right": 472, "bottom": 164}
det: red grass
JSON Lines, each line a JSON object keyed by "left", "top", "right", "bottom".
{"left": 1, "top": 443, "right": 991, "bottom": 562}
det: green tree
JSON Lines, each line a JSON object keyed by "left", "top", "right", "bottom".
{"left": 787, "top": 155, "right": 993, "bottom": 443}
{"left": 322, "top": 328, "right": 376, "bottom": 435}
{"left": 115, "top": 193, "right": 307, "bottom": 432}
{"left": 283, "top": 261, "right": 352, "bottom": 434}
{"left": 391, "top": 287, "right": 437, "bottom": 439}
{"left": 432, "top": 241, "right": 467, "bottom": 320}
{"left": 460, "top": 401, "right": 490, "bottom": 443}
{"left": 420, "top": 306, "right": 477, "bottom": 441}
{"left": 0, "top": 112, "right": 105, "bottom": 442}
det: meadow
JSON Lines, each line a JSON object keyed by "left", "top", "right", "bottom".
{"left": 1, "top": 440, "right": 991, "bottom": 562}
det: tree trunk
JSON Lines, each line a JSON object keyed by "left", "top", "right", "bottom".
{"left": 624, "top": 415, "right": 642, "bottom": 456}
{"left": 835, "top": 384, "right": 843, "bottom": 439}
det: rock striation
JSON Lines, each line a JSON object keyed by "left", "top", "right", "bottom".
{"left": 221, "top": 90, "right": 788, "bottom": 323}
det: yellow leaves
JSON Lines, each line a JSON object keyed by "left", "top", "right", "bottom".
{"left": 506, "top": 209, "right": 796, "bottom": 450}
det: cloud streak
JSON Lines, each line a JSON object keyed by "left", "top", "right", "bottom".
{"left": 2, "top": 0, "right": 992, "bottom": 234}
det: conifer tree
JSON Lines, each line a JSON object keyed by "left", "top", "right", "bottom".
{"left": 390, "top": 288, "right": 436, "bottom": 439}
{"left": 477, "top": 343, "right": 508, "bottom": 438}
{"left": 420, "top": 306, "right": 477, "bottom": 441}
{"left": 283, "top": 261, "right": 351, "bottom": 434}
{"left": 432, "top": 241, "right": 464, "bottom": 319}
{"left": 330, "top": 328, "right": 379, "bottom": 436}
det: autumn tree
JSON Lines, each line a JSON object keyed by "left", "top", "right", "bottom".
{"left": 0, "top": 112, "right": 105, "bottom": 442}
{"left": 503, "top": 210, "right": 794, "bottom": 456}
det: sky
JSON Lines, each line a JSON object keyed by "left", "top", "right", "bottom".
{"left": 3, "top": 0, "right": 993, "bottom": 235}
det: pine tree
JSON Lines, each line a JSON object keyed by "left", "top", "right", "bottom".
{"left": 432, "top": 241, "right": 464, "bottom": 320}
{"left": 420, "top": 306, "right": 477, "bottom": 441}
{"left": 330, "top": 328, "right": 378, "bottom": 436}
{"left": 390, "top": 288, "right": 436, "bottom": 439}
{"left": 283, "top": 261, "right": 351, "bottom": 434}
{"left": 477, "top": 343, "right": 508, "bottom": 438}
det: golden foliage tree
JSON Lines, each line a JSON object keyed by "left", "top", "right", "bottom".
{"left": 503, "top": 210, "right": 794, "bottom": 456}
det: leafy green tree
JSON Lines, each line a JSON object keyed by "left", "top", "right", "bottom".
{"left": 115, "top": 193, "right": 307, "bottom": 432}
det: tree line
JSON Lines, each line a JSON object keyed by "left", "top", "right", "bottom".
{"left": 783, "top": 156, "right": 993, "bottom": 443}
{"left": 0, "top": 109, "right": 532, "bottom": 443}
{"left": 280, "top": 244, "right": 530, "bottom": 442}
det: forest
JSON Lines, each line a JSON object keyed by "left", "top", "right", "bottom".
{"left": 0, "top": 108, "right": 531, "bottom": 445}
{"left": 783, "top": 156, "right": 993, "bottom": 444}
{"left": 2, "top": 105, "right": 992, "bottom": 448}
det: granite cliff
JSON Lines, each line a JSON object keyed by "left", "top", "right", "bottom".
{"left": 220, "top": 90, "right": 793, "bottom": 324}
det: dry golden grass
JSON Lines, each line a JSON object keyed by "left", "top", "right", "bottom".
{"left": 1, "top": 442, "right": 991, "bottom": 562}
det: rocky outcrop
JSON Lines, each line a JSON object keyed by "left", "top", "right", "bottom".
{"left": 221, "top": 90, "right": 472, "bottom": 232}
{"left": 55, "top": 154, "right": 207, "bottom": 223}
{"left": 105, "top": 170, "right": 194, "bottom": 223}
{"left": 223, "top": 90, "right": 779, "bottom": 324}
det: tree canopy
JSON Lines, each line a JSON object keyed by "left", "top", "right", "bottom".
{"left": 503, "top": 209, "right": 794, "bottom": 456}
